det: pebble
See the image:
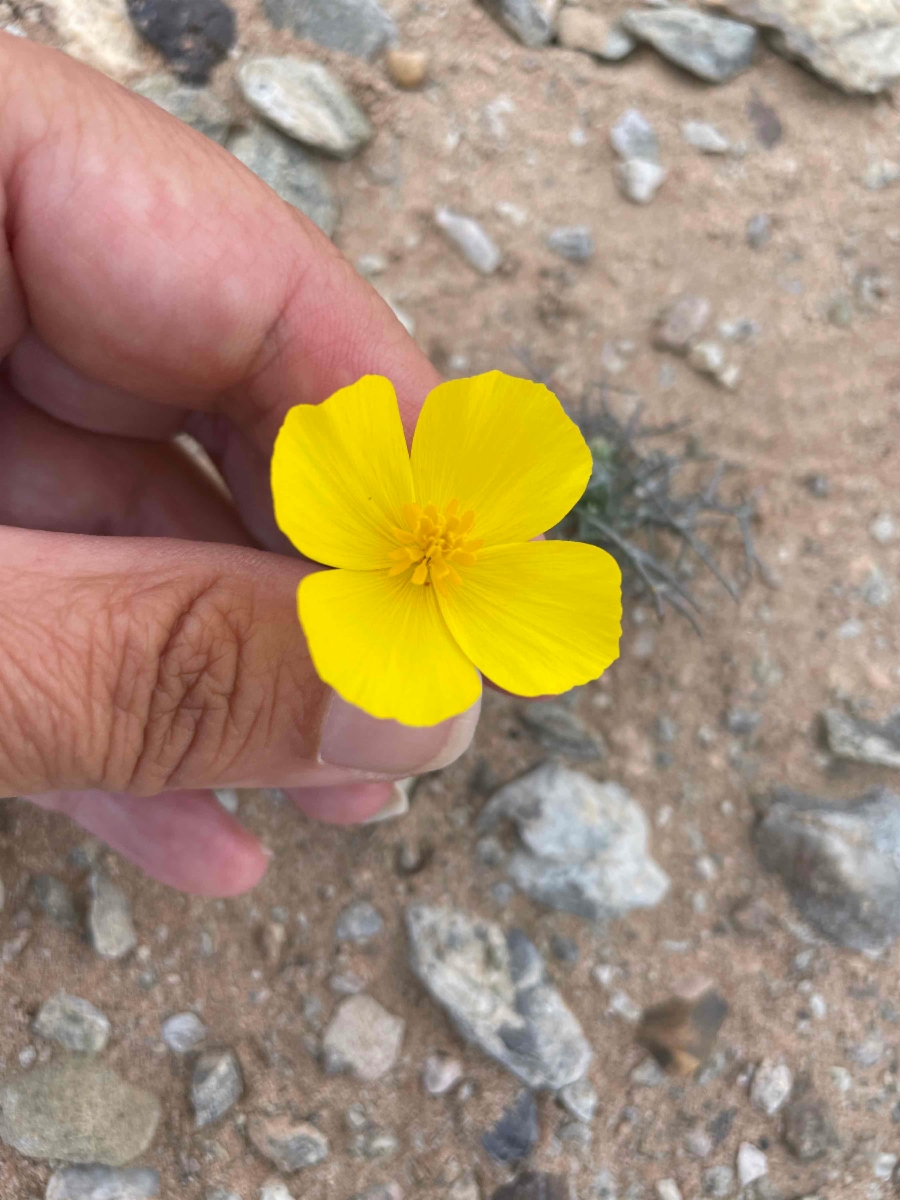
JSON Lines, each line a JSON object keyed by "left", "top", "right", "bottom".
{"left": 247, "top": 1114, "right": 330, "bottom": 1171}
{"left": 385, "top": 48, "right": 429, "bottom": 88}
{"left": 702, "top": 1166, "right": 735, "bottom": 1197}
{"left": 557, "top": 8, "right": 636, "bottom": 59}
{"left": 869, "top": 512, "right": 896, "bottom": 544}
{"left": 434, "top": 207, "right": 502, "bottom": 274}
{"left": 126, "top": 0, "right": 236, "bottom": 84}
{"left": 0, "top": 1058, "right": 160, "bottom": 1166}
{"left": 610, "top": 109, "right": 659, "bottom": 163}
{"left": 681, "top": 120, "right": 730, "bottom": 154}
{"left": 190, "top": 1049, "right": 243, "bottom": 1128}
{"left": 29, "top": 874, "right": 79, "bottom": 930}
{"left": 492, "top": 1175, "right": 570, "bottom": 1200}
{"left": 822, "top": 708, "right": 900, "bottom": 767}
{"left": 518, "top": 701, "right": 604, "bottom": 756}
{"left": 479, "top": 0, "right": 559, "bottom": 47}
{"left": 161, "top": 1012, "right": 207, "bottom": 1054}
{"left": 559, "top": 1076, "right": 597, "bottom": 1122}
{"left": 478, "top": 763, "right": 669, "bottom": 923}
{"left": 260, "top": 1181, "right": 293, "bottom": 1200}
{"left": 873, "top": 1152, "right": 898, "bottom": 1181}
{"left": 406, "top": 905, "right": 591, "bottom": 1090}
{"left": 688, "top": 340, "right": 740, "bottom": 389}
{"left": 756, "top": 785, "right": 900, "bottom": 950}
{"left": 621, "top": 7, "right": 757, "bottom": 82}
{"left": 655, "top": 293, "right": 711, "bottom": 353}
{"left": 133, "top": 75, "right": 232, "bottom": 143}
{"left": 617, "top": 159, "right": 667, "bottom": 205}
{"left": 546, "top": 227, "right": 594, "bottom": 264}
{"left": 736, "top": 1143, "right": 767, "bottom": 1187}
{"left": 476, "top": 835, "right": 506, "bottom": 867}
{"left": 750, "top": 1059, "right": 793, "bottom": 1115}
{"left": 263, "top": 0, "right": 395, "bottom": 59}
{"left": 46, "top": 1166, "right": 160, "bottom": 1199}
{"left": 863, "top": 158, "right": 900, "bottom": 190}
{"left": 352, "top": 1188, "right": 403, "bottom": 1200}
{"left": 482, "top": 1090, "right": 539, "bottom": 1163}
{"left": 656, "top": 1182, "right": 682, "bottom": 1200}
{"left": 631, "top": 1057, "right": 665, "bottom": 1087}
{"left": 52, "top": 0, "right": 146, "bottom": 77}
{"left": 335, "top": 901, "right": 384, "bottom": 944}
{"left": 422, "top": 1053, "right": 464, "bottom": 1096}
{"left": 228, "top": 123, "right": 337, "bottom": 237}
{"left": 322, "top": 994, "right": 405, "bottom": 1081}
{"left": 34, "top": 993, "right": 110, "bottom": 1055}
{"left": 637, "top": 985, "right": 728, "bottom": 1076}
{"left": 237, "top": 57, "right": 372, "bottom": 159}
{"left": 593, "top": 1169, "right": 617, "bottom": 1199}
{"left": 746, "top": 213, "right": 772, "bottom": 249}
{"left": 88, "top": 873, "right": 137, "bottom": 961}
{"left": 781, "top": 1077, "right": 838, "bottom": 1160}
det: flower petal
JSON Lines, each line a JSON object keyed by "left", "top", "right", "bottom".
{"left": 299, "top": 568, "right": 482, "bottom": 726}
{"left": 410, "top": 371, "right": 592, "bottom": 547}
{"left": 437, "top": 540, "right": 622, "bottom": 696}
{"left": 272, "top": 376, "right": 415, "bottom": 570}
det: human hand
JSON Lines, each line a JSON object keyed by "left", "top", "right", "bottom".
{"left": 0, "top": 34, "right": 480, "bottom": 896}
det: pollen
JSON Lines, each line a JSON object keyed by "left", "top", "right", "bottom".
{"left": 387, "top": 498, "right": 483, "bottom": 587}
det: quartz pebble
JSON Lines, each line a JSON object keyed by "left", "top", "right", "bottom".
{"left": 558, "top": 8, "right": 636, "bottom": 59}
{"left": 161, "top": 1012, "right": 206, "bottom": 1054}
{"left": 323, "top": 995, "right": 405, "bottom": 1081}
{"left": 435, "top": 207, "right": 502, "bottom": 274}
{"left": 46, "top": 1166, "right": 160, "bottom": 1199}
{"left": 750, "top": 1059, "right": 793, "bottom": 1115}
{"left": 736, "top": 1143, "right": 767, "bottom": 1187}
{"left": 422, "top": 1053, "right": 463, "bottom": 1096}
{"left": 682, "top": 120, "right": 730, "bottom": 154}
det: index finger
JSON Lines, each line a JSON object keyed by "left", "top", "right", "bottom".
{"left": 0, "top": 34, "right": 440, "bottom": 442}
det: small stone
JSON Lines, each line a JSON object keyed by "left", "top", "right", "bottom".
{"left": 593, "top": 1169, "right": 617, "bottom": 1199}
{"left": 736, "top": 1143, "right": 767, "bottom": 1187}
{"left": 385, "top": 48, "right": 428, "bottom": 88}
{"left": 781, "top": 1077, "right": 838, "bottom": 1160}
{"left": 133, "top": 75, "right": 232, "bottom": 142}
{"left": 348, "top": 1127, "right": 399, "bottom": 1159}
{"left": 161, "top": 1012, "right": 206, "bottom": 1054}
{"left": 750, "top": 1059, "right": 793, "bottom": 1116}
{"left": 618, "top": 159, "right": 667, "bottom": 205}
{"left": 190, "top": 1049, "right": 243, "bottom": 1128}
{"left": 88, "top": 873, "right": 136, "bottom": 961}
{"left": 322, "top": 994, "right": 404, "bottom": 1081}
{"left": 476, "top": 835, "right": 506, "bottom": 867}
{"left": 352, "top": 1188, "right": 403, "bottom": 1200}
{"left": 335, "top": 901, "right": 383, "bottom": 944}
{"left": 559, "top": 1077, "right": 597, "bottom": 1123}
{"left": 0, "top": 1059, "right": 160, "bottom": 1166}
{"left": 656, "top": 293, "right": 711, "bottom": 353}
{"left": 260, "top": 1181, "right": 292, "bottom": 1200}
{"left": 702, "top": 1166, "right": 735, "bottom": 1197}
{"left": 746, "top": 214, "right": 772, "bottom": 249}
{"left": 491, "top": 1174, "right": 570, "bottom": 1200}
{"left": 621, "top": 7, "right": 757, "bottom": 83}
{"left": 29, "top": 874, "right": 78, "bottom": 930}
{"left": 482, "top": 1090, "right": 539, "bottom": 1163}
{"left": 631, "top": 1057, "right": 665, "bottom": 1087}
{"left": 655, "top": 1183, "right": 681, "bottom": 1200}
{"left": 34, "top": 994, "right": 110, "bottom": 1055}
{"left": 681, "top": 120, "right": 730, "bottom": 154}
{"left": 685, "top": 1129, "right": 713, "bottom": 1157}
{"left": 422, "top": 1053, "right": 463, "bottom": 1096}
{"left": 46, "top": 1166, "right": 160, "bottom": 1199}
{"left": 872, "top": 1152, "right": 898, "bottom": 1181}
{"left": 637, "top": 985, "right": 728, "bottom": 1075}
{"left": 610, "top": 109, "right": 659, "bottom": 163}
{"left": 863, "top": 158, "right": 900, "bottom": 190}
{"left": 824, "top": 707, "right": 900, "bottom": 767}
{"left": 546, "top": 227, "right": 594, "bottom": 264}
{"left": 228, "top": 123, "right": 337, "bottom": 237}
{"left": 434, "top": 207, "right": 501, "bottom": 275}
{"left": 126, "top": 0, "right": 236, "bottom": 84}
{"left": 870, "top": 512, "right": 896, "bottom": 544}
{"left": 52, "top": 0, "right": 146, "bottom": 77}
{"left": 263, "top": 0, "right": 396, "bottom": 60}
{"left": 550, "top": 934, "right": 578, "bottom": 964}
{"left": 519, "top": 701, "right": 603, "bottom": 757}
{"left": 558, "top": 8, "right": 635, "bottom": 59}
{"left": 479, "top": 0, "right": 559, "bottom": 47}
{"left": 248, "top": 1114, "right": 329, "bottom": 1172}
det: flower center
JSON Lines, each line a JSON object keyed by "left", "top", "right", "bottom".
{"left": 388, "top": 499, "right": 483, "bottom": 588}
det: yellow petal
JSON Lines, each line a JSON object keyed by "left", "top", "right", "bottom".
{"left": 410, "top": 371, "right": 592, "bottom": 547}
{"left": 299, "top": 568, "right": 482, "bottom": 726}
{"left": 437, "top": 540, "right": 621, "bottom": 696}
{"left": 272, "top": 376, "right": 414, "bottom": 570}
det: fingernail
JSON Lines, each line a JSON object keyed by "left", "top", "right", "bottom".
{"left": 361, "top": 780, "right": 412, "bottom": 824}
{"left": 318, "top": 693, "right": 482, "bottom": 775}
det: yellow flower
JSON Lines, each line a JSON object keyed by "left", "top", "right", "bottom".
{"left": 271, "top": 371, "right": 622, "bottom": 726}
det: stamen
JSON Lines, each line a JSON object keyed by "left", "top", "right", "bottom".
{"left": 390, "top": 496, "right": 481, "bottom": 587}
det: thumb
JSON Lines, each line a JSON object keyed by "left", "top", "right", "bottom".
{"left": 0, "top": 527, "right": 479, "bottom": 799}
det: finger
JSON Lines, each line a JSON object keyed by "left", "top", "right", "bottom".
{"left": 0, "top": 527, "right": 479, "bottom": 798}
{"left": 29, "top": 789, "right": 269, "bottom": 896}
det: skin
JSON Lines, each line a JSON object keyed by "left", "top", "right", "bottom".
{"left": 0, "top": 34, "right": 480, "bottom": 895}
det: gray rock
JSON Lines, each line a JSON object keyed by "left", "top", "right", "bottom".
{"left": 702, "top": 1166, "right": 735, "bottom": 1197}
{"left": 656, "top": 293, "right": 711, "bottom": 353}
{"left": 126, "top": 0, "right": 236, "bottom": 85}
{"left": 610, "top": 109, "right": 659, "bottom": 163}
{"left": 29, "top": 875, "right": 79, "bottom": 929}
{"left": 335, "top": 901, "right": 384, "bottom": 944}
{"left": 322, "top": 995, "right": 404, "bottom": 1081}
{"left": 863, "top": 158, "right": 900, "bottom": 189}
{"left": 546, "top": 227, "right": 594, "bottom": 263}
{"left": 822, "top": 708, "right": 900, "bottom": 768}
{"left": 262, "top": 0, "right": 395, "bottom": 60}
{"left": 259, "top": 1183, "right": 291, "bottom": 1200}
{"left": 558, "top": 7, "right": 636, "bottom": 60}
{"left": 862, "top": 565, "right": 892, "bottom": 607}
{"left": 482, "top": 1090, "right": 539, "bottom": 1163}
{"left": 0, "top": 1059, "right": 160, "bottom": 1166}
{"left": 46, "top": 1166, "right": 160, "bottom": 1200}
{"left": 681, "top": 120, "right": 730, "bottom": 154}
{"left": 479, "top": 763, "right": 669, "bottom": 922}
{"left": 434, "top": 207, "right": 502, "bottom": 274}
{"left": 248, "top": 1113, "right": 329, "bottom": 1171}
{"left": 559, "top": 1076, "right": 598, "bottom": 1122}
{"left": 622, "top": 7, "right": 757, "bottom": 82}
{"left": 161, "top": 1011, "right": 206, "bottom": 1054}
{"left": 228, "top": 123, "right": 337, "bottom": 237}
{"left": 88, "top": 874, "right": 136, "bottom": 961}
{"left": 756, "top": 787, "right": 900, "bottom": 951}
{"left": 191, "top": 1049, "right": 243, "bottom": 1127}
{"left": 736, "top": 1143, "right": 767, "bottom": 1186}
{"left": 519, "top": 701, "right": 603, "bottom": 756}
{"left": 479, "top": 0, "right": 559, "bottom": 47}
{"left": 781, "top": 1077, "right": 838, "bottom": 1160}
{"left": 237, "top": 57, "right": 372, "bottom": 158}
{"left": 746, "top": 213, "right": 772, "bottom": 249}
{"left": 722, "top": 0, "right": 900, "bottom": 92}
{"left": 405, "top": 904, "right": 591, "bottom": 1090}
{"left": 618, "top": 159, "right": 667, "bottom": 205}
{"left": 34, "top": 993, "right": 110, "bottom": 1055}
{"left": 750, "top": 1059, "right": 793, "bottom": 1115}
{"left": 133, "top": 74, "right": 232, "bottom": 143}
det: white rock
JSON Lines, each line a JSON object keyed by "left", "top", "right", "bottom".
{"left": 682, "top": 120, "right": 730, "bottom": 154}
{"left": 50, "top": 0, "right": 145, "bottom": 78}
{"left": 434, "top": 207, "right": 502, "bottom": 274}
{"left": 34, "top": 994, "right": 110, "bottom": 1055}
{"left": 750, "top": 1059, "right": 793, "bottom": 1115}
{"left": 559, "top": 1076, "right": 598, "bottom": 1122}
{"left": 323, "top": 995, "right": 404, "bottom": 1081}
{"left": 737, "top": 1143, "right": 768, "bottom": 1186}
{"left": 656, "top": 1181, "right": 682, "bottom": 1200}
{"left": 618, "top": 159, "right": 667, "bottom": 204}
{"left": 161, "top": 1012, "right": 207, "bottom": 1054}
{"left": 870, "top": 513, "right": 896, "bottom": 544}
{"left": 422, "top": 1053, "right": 463, "bottom": 1096}
{"left": 611, "top": 109, "right": 659, "bottom": 162}
{"left": 260, "top": 1181, "right": 293, "bottom": 1200}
